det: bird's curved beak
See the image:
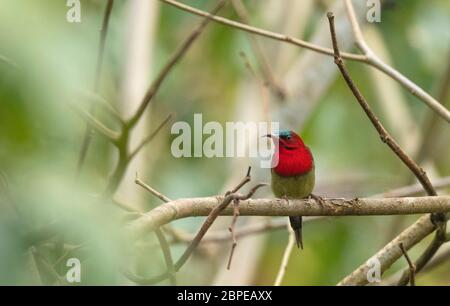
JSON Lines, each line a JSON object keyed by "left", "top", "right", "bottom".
{"left": 263, "top": 134, "right": 279, "bottom": 142}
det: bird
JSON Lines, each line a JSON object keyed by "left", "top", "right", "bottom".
{"left": 266, "top": 130, "right": 316, "bottom": 249}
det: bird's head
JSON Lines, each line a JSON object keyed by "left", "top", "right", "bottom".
{"left": 264, "top": 130, "right": 305, "bottom": 153}
{"left": 264, "top": 130, "right": 313, "bottom": 175}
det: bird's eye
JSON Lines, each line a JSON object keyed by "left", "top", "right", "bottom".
{"left": 286, "top": 135, "right": 291, "bottom": 140}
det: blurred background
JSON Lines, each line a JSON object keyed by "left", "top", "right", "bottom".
{"left": 0, "top": 0, "right": 449, "bottom": 285}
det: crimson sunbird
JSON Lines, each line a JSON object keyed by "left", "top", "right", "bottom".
{"left": 266, "top": 130, "right": 315, "bottom": 249}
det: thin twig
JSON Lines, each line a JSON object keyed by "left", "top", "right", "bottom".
{"left": 226, "top": 199, "right": 240, "bottom": 270}
{"left": 396, "top": 224, "right": 447, "bottom": 286}
{"left": 127, "top": 0, "right": 228, "bottom": 128}
{"left": 164, "top": 217, "right": 323, "bottom": 245}
{"left": 374, "top": 176, "right": 450, "bottom": 198}
{"left": 128, "top": 114, "right": 172, "bottom": 161}
{"left": 274, "top": 229, "right": 296, "bottom": 286}
{"left": 417, "top": 50, "right": 450, "bottom": 163}
{"left": 135, "top": 173, "right": 172, "bottom": 203}
{"left": 399, "top": 242, "right": 416, "bottom": 286}
{"left": 79, "top": 91, "right": 124, "bottom": 124}
{"left": 175, "top": 179, "right": 265, "bottom": 271}
{"left": 155, "top": 228, "right": 177, "bottom": 285}
{"left": 71, "top": 103, "right": 120, "bottom": 142}
{"left": 230, "top": 0, "right": 286, "bottom": 100}
{"left": 239, "top": 51, "right": 272, "bottom": 124}
{"left": 226, "top": 166, "right": 251, "bottom": 195}
{"left": 76, "top": 0, "right": 115, "bottom": 175}
{"left": 30, "top": 247, "right": 66, "bottom": 285}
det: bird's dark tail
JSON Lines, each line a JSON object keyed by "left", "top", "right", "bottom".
{"left": 289, "top": 216, "right": 303, "bottom": 249}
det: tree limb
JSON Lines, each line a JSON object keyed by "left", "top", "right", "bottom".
{"left": 128, "top": 196, "right": 450, "bottom": 239}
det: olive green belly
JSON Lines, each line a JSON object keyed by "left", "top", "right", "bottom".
{"left": 271, "top": 167, "right": 315, "bottom": 199}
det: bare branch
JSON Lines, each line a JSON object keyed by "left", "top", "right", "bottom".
{"left": 417, "top": 50, "right": 450, "bottom": 163}
{"left": 226, "top": 166, "right": 251, "bottom": 195}
{"left": 129, "top": 196, "right": 450, "bottom": 238}
{"left": 79, "top": 91, "right": 124, "bottom": 124}
{"left": 344, "top": 0, "right": 450, "bottom": 123}
{"left": 338, "top": 214, "right": 435, "bottom": 285}
{"left": 399, "top": 242, "right": 416, "bottom": 286}
{"left": 76, "top": 0, "right": 115, "bottom": 174}
{"left": 230, "top": 0, "right": 286, "bottom": 100}
{"left": 128, "top": 114, "right": 172, "bottom": 161}
{"left": 135, "top": 173, "right": 172, "bottom": 203}
{"left": 174, "top": 182, "right": 267, "bottom": 272}
{"left": 274, "top": 227, "right": 295, "bottom": 286}
{"left": 127, "top": 0, "right": 228, "bottom": 128}
{"left": 159, "top": 0, "right": 365, "bottom": 62}
{"left": 374, "top": 176, "right": 450, "bottom": 198}
{"left": 71, "top": 103, "right": 120, "bottom": 142}
{"left": 327, "top": 12, "right": 436, "bottom": 197}
{"left": 396, "top": 224, "right": 447, "bottom": 286}
{"left": 328, "top": 11, "right": 447, "bottom": 286}
{"left": 155, "top": 228, "right": 176, "bottom": 285}
{"left": 226, "top": 199, "right": 240, "bottom": 270}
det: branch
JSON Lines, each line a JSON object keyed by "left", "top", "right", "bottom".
{"left": 274, "top": 229, "right": 295, "bottom": 286}
{"left": 128, "top": 114, "right": 172, "bottom": 162}
{"left": 338, "top": 214, "right": 435, "bottom": 285}
{"left": 127, "top": 0, "right": 227, "bottom": 128}
{"left": 76, "top": 0, "right": 115, "bottom": 174}
{"left": 155, "top": 228, "right": 176, "bottom": 285}
{"left": 163, "top": 177, "right": 450, "bottom": 246}
{"left": 163, "top": 0, "right": 450, "bottom": 123}
{"left": 396, "top": 223, "right": 447, "bottom": 286}
{"left": 230, "top": 0, "right": 286, "bottom": 100}
{"left": 165, "top": 217, "right": 323, "bottom": 245}
{"left": 399, "top": 243, "right": 416, "bottom": 286}
{"left": 159, "top": 0, "right": 365, "bottom": 62}
{"left": 226, "top": 199, "right": 240, "bottom": 270}
{"left": 327, "top": 12, "right": 436, "bottom": 197}
{"left": 128, "top": 196, "right": 450, "bottom": 239}
{"left": 79, "top": 91, "right": 124, "bottom": 124}
{"left": 174, "top": 178, "right": 265, "bottom": 272}
{"left": 417, "top": 50, "right": 450, "bottom": 163}
{"left": 374, "top": 176, "right": 450, "bottom": 198}
{"left": 344, "top": 0, "right": 450, "bottom": 123}
{"left": 328, "top": 11, "right": 447, "bottom": 286}
{"left": 71, "top": 103, "right": 120, "bottom": 142}
{"left": 135, "top": 173, "right": 172, "bottom": 203}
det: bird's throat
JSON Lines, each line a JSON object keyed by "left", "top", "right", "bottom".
{"left": 273, "top": 147, "right": 314, "bottom": 177}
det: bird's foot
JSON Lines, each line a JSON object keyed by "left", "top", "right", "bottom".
{"left": 309, "top": 193, "right": 326, "bottom": 207}
{"left": 281, "top": 195, "right": 290, "bottom": 206}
